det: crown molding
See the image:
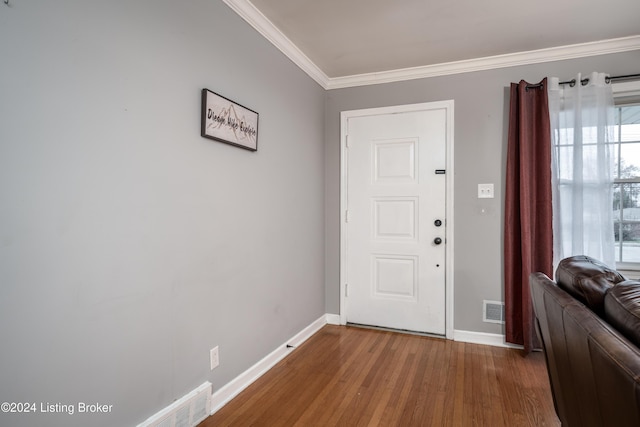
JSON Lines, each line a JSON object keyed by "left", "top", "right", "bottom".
{"left": 223, "top": 0, "right": 640, "bottom": 91}
{"left": 326, "top": 36, "right": 640, "bottom": 90}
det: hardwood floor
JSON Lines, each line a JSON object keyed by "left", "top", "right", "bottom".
{"left": 200, "top": 325, "right": 559, "bottom": 426}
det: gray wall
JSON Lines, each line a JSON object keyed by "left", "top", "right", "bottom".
{"left": 0, "top": 1, "right": 325, "bottom": 426}
{"left": 324, "top": 52, "right": 640, "bottom": 334}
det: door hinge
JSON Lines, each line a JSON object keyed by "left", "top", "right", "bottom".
{"left": 345, "top": 210, "right": 349, "bottom": 223}
{"left": 345, "top": 135, "right": 350, "bottom": 148}
{"left": 345, "top": 283, "right": 349, "bottom": 297}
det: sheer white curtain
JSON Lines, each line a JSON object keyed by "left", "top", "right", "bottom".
{"left": 548, "top": 72, "right": 616, "bottom": 268}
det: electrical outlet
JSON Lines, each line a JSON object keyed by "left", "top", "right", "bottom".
{"left": 210, "top": 346, "right": 219, "bottom": 370}
{"left": 478, "top": 183, "right": 494, "bottom": 199}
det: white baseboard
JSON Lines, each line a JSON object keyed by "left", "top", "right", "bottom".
{"left": 453, "top": 329, "right": 524, "bottom": 349}
{"left": 210, "top": 314, "right": 328, "bottom": 415}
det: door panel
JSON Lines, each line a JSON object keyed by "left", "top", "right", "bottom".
{"left": 373, "top": 197, "right": 417, "bottom": 240}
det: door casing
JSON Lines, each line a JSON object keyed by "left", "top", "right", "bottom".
{"left": 339, "top": 101, "right": 455, "bottom": 339}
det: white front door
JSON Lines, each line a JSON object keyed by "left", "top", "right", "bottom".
{"left": 342, "top": 102, "right": 452, "bottom": 335}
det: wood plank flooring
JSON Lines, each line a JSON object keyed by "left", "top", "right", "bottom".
{"left": 200, "top": 325, "right": 559, "bottom": 427}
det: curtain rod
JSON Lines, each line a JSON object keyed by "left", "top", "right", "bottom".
{"left": 525, "top": 73, "right": 640, "bottom": 90}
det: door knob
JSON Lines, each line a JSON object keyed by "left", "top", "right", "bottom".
{"left": 434, "top": 219, "right": 442, "bottom": 227}
{"left": 434, "top": 237, "right": 443, "bottom": 245}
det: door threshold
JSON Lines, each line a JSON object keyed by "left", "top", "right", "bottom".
{"left": 346, "top": 322, "right": 446, "bottom": 339}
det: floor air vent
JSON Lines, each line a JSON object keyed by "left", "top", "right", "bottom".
{"left": 137, "top": 382, "right": 211, "bottom": 427}
{"left": 483, "top": 300, "right": 505, "bottom": 324}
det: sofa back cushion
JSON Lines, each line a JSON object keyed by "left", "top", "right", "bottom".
{"left": 605, "top": 280, "right": 640, "bottom": 348}
{"left": 555, "top": 255, "right": 626, "bottom": 315}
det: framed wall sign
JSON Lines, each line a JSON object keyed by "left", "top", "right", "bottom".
{"left": 201, "top": 89, "right": 259, "bottom": 151}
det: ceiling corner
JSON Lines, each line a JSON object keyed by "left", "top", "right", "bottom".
{"left": 222, "top": 0, "right": 330, "bottom": 89}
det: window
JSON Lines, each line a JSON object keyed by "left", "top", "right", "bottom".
{"left": 612, "top": 103, "right": 640, "bottom": 269}
{"left": 549, "top": 79, "right": 640, "bottom": 271}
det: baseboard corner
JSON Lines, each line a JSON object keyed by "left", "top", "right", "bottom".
{"left": 325, "top": 313, "right": 341, "bottom": 325}
{"left": 210, "top": 314, "right": 328, "bottom": 415}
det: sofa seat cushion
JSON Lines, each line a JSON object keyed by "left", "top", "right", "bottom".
{"left": 555, "top": 255, "right": 626, "bottom": 315}
{"left": 605, "top": 280, "right": 640, "bottom": 348}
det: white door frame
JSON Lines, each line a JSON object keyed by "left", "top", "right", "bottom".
{"left": 339, "top": 101, "right": 455, "bottom": 339}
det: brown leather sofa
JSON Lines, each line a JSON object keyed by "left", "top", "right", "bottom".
{"left": 530, "top": 255, "right": 640, "bottom": 426}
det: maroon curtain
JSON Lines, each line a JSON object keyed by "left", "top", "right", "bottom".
{"left": 505, "top": 79, "right": 553, "bottom": 353}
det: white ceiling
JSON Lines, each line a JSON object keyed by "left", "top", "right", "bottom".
{"left": 224, "top": 0, "right": 640, "bottom": 89}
